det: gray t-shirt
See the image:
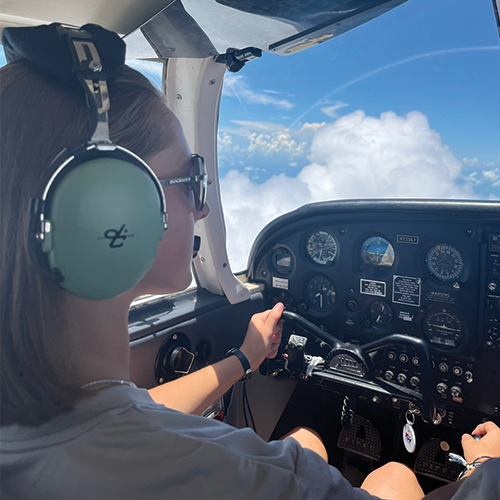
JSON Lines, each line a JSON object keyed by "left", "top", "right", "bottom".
{"left": 0, "top": 385, "right": 377, "bottom": 500}
{"left": 451, "top": 458, "right": 500, "bottom": 499}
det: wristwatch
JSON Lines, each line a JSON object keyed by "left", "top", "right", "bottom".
{"left": 226, "top": 348, "right": 252, "bottom": 381}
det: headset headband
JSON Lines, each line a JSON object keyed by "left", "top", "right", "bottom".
{"left": 56, "top": 25, "right": 112, "bottom": 143}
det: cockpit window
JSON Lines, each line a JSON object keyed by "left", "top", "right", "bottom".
{"left": 218, "top": 0, "right": 500, "bottom": 272}
{"left": 126, "top": 60, "right": 164, "bottom": 92}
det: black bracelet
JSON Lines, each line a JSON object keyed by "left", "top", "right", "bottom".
{"left": 226, "top": 348, "right": 252, "bottom": 381}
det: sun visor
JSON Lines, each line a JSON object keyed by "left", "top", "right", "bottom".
{"left": 126, "top": 0, "right": 409, "bottom": 59}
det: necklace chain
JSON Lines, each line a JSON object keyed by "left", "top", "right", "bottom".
{"left": 81, "top": 379, "right": 137, "bottom": 389}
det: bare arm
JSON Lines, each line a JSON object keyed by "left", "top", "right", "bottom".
{"left": 149, "top": 302, "right": 283, "bottom": 415}
{"left": 460, "top": 421, "right": 500, "bottom": 478}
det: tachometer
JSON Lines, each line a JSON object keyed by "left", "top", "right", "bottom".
{"left": 305, "top": 275, "right": 336, "bottom": 311}
{"left": 422, "top": 308, "right": 465, "bottom": 349}
{"left": 425, "top": 244, "right": 464, "bottom": 282}
{"left": 306, "top": 230, "right": 338, "bottom": 265}
{"left": 361, "top": 237, "right": 395, "bottom": 267}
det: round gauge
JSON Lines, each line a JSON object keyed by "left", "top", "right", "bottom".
{"left": 271, "top": 246, "right": 294, "bottom": 275}
{"left": 423, "top": 308, "right": 465, "bottom": 349}
{"left": 361, "top": 237, "right": 395, "bottom": 267}
{"left": 425, "top": 244, "right": 464, "bottom": 282}
{"left": 306, "top": 230, "right": 338, "bottom": 265}
{"left": 369, "top": 301, "right": 393, "bottom": 326}
{"left": 305, "top": 275, "right": 336, "bottom": 310}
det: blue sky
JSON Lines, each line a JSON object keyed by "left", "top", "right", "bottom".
{"left": 216, "top": 0, "right": 500, "bottom": 269}
{"left": 218, "top": 0, "right": 499, "bottom": 190}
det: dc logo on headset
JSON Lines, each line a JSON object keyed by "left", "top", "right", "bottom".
{"left": 29, "top": 25, "right": 167, "bottom": 300}
{"left": 98, "top": 224, "right": 135, "bottom": 248}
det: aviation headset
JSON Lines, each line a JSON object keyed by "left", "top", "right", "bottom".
{"left": 2, "top": 24, "right": 168, "bottom": 300}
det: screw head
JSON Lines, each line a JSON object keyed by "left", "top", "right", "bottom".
{"left": 89, "top": 61, "right": 102, "bottom": 73}
{"left": 209, "top": 79, "right": 216, "bottom": 85}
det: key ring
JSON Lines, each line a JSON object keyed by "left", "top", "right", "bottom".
{"left": 405, "top": 409, "right": 416, "bottom": 425}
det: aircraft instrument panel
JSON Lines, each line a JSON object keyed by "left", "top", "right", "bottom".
{"left": 247, "top": 200, "right": 500, "bottom": 429}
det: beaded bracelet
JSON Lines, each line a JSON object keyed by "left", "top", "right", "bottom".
{"left": 448, "top": 453, "right": 493, "bottom": 480}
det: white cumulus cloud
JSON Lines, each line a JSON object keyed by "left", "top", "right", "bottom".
{"left": 220, "top": 110, "right": 477, "bottom": 271}
{"left": 247, "top": 131, "right": 307, "bottom": 157}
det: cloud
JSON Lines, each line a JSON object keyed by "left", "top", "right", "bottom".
{"left": 218, "top": 132, "right": 233, "bottom": 150}
{"left": 221, "top": 110, "right": 477, "bottom": 271}
{"left": 219, "top": 120, "right": 319, "bottom": 159}
{"left": 321, "top": 102, "right": 349, "bottom": 118}
{"left": 461, "top": 165, "right": 500, "bottom": 187}
{"left": 462, "top": 157, "right": 480, "bottom": 167}
{"left": 300, "top": 122, "right": 326, "bottom": 133}
{"left": 482, "top": 169, "right": 500, "bottom": 187}
{"left": 223, "top": 74, "right": 294, "bottom": 110}
{"left": 247, "top": 131, "right": 307, "bottom": 157}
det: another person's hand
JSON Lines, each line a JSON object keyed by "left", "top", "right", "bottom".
{"left": 462, "top": 421, "right": 500, "bottom": 464}
{"left": 240, "top": 302, "right": 284, "bottom": 371}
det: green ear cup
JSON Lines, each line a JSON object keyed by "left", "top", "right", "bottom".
{"left": 42, "top": 157, "right": 164, "bottom": 300}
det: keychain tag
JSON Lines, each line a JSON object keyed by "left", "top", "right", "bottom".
{"left": 403, "top": 410, "right": 417, "bottom": 453}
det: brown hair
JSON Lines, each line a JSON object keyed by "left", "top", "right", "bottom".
{"left": 0, "top": 61, "right": 174, "bottom": 426}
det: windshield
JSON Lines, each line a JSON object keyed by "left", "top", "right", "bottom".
{"left": 218, "top": 0, "right": 500, "bottom": 272}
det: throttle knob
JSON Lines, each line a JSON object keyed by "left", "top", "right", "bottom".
{"left": 436, "top": 382, "right": 448, "bottom": 395}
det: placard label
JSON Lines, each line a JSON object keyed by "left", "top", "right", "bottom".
{"left": 425, "top": 291, "right": 455, "bottom": 305}
{"left": 393, "top": 276, "right": 421, "bottom": 307}
{"left": 360, "top": 279, "right": 386, "bottom": 297}
{"left": 397, "top": 235, "right": 419, "bottom": 245}
{"left": 272, "top": 277, "right": 289, "bottom": 290}
{"left": 399, "top": 311, "right": 414, "bottom": 322}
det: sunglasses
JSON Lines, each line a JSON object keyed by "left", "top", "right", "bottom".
{"left": 159, "top": 154, "right": 207, "bottom": 212}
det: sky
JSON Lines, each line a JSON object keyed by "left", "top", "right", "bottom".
{"left": 217, "top": 0, "right": 500, "bottom": 270}
{"left": 2, "top": 0, "right": 499, "bottom": 272}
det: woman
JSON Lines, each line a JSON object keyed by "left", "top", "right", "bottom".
{"left": 1, "top": 24, "right": 498, "bottom": 500}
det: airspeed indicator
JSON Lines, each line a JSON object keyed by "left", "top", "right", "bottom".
{"left": 307, "top": 230, "right": 338, "bottom": 265}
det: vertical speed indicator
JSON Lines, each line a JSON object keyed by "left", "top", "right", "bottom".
{"left": 306, "top": 230, "right": 338, "bottom": 265}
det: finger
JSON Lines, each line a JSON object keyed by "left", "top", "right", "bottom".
{"left": 267, "top": 347, "right": 280, "bottom": 359}
{"left": 273, "top": 320, "right": 283, "bottom": 335}
{"left": 473, "top": 421, "right": 498, "bottom": 436}
{"left": 265, "top": 302, "right": 284, "bottom": 331}
{"left": 462, "top": 433, "right": 475, "bottom": 445}
{"left": 251, "top": 310, "right": 271, "bottom": 327}
{"left": 271, "top": 342, "right": 281, "bottom": 350}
